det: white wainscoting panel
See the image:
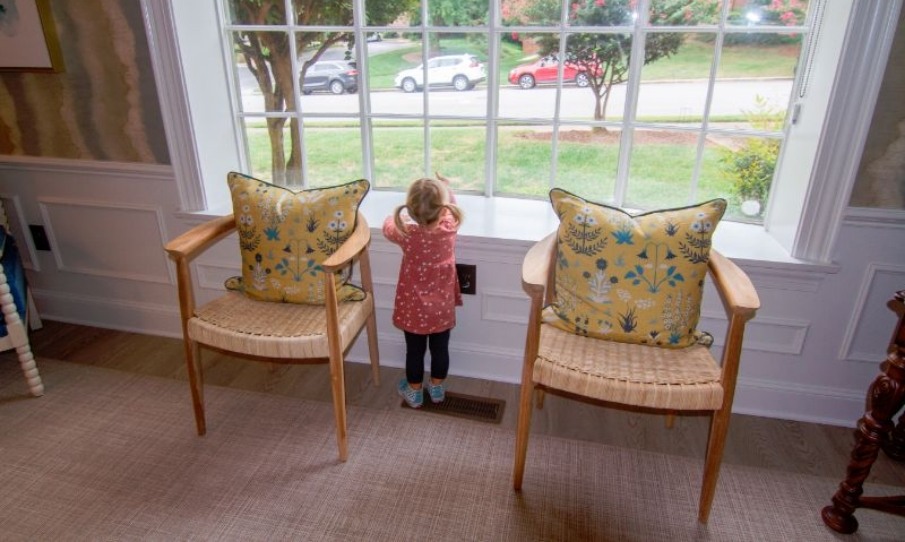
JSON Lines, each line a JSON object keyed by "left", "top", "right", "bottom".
{"left": 39, "top": 198, "right": 174, "bottom": 284}
{"left": 837, "top": 262, "right": 905, "bottom": 363}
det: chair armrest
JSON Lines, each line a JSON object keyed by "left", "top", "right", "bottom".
{"left": 707, "top": 250, "right": 760, "bottom": 321}
{"left": 322, "top": 213, "right": 370, "bottom": 272}
{"left": 522, "top": 233, "right": 556, "bottom": 303}
{"left": 164, "top": 215, "right": 236, "bottom": 264}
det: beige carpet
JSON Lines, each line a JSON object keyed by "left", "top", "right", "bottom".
{"left": 0, "top": 359, "right": 901, "bottom": 542}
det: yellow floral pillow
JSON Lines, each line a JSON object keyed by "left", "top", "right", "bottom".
{"left": 544, "top": 189, "right": 726, "bottom": 348}
{"left": 226, "top": 172, "right": 369, "bottom": 304}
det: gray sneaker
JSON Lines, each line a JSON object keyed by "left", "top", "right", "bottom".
{"left": 397, "top": 378, "right": 423, "bottom": 408}
{"left": 427, "top": 381, "right": 446, "bottom": 403}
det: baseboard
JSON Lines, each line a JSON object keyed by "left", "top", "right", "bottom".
{"left": 34, "top": 289, "right": 868, "bottom": 428}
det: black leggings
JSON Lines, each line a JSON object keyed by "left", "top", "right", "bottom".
{"left": 404, "top": 329, "right": 451, "bottom": 384}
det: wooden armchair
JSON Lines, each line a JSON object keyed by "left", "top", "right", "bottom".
{"left": 164, "top": 212, "right": 379, "bottom": 461}
{"left": 513, "top": 233, "right": 760, "bottom": 523}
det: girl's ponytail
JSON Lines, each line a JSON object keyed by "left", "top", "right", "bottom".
{"left": 393, "top": 204, "right": 410, "bottom": 237}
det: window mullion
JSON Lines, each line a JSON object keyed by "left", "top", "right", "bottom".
{"left": 613, "top": 0, "right": 649, "bottom": 207}
{"left": 485, "top": 3, "right": 501, "bottom": 197}
{"left": 689, "top": 1, "right": 731, "bottom": 204}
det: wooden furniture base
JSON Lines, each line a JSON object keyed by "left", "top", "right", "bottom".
{"left": 821, "top": 290, "right": 905, "bottom": 534}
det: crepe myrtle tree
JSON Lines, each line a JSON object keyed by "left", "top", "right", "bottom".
{"left": 528, "top": 0, "right": 717, "bottom": 128}
{"left": 230, "top": 0, "right": 414, "bottom": 185}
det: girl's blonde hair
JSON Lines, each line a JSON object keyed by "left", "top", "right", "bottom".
{"left": 393, "top": 176, "right": 463, "bottom": 236}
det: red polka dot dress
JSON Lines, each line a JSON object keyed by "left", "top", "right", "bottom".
{"left": 382, "top": 210, "right": 462, "bottom": 335}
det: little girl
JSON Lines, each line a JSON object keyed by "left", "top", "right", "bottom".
{"left": 383, "top": 174, "right": 464, "bottom": 408}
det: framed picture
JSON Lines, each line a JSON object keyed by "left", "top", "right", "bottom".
{"left": 0, "top": 0, "right": 64, "bottom": 72}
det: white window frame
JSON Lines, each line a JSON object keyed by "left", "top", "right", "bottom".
{"left": 142, "top": 0, "right": 902, "bottom": 266}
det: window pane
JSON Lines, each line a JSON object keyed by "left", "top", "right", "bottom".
{"left": 555, "top": 127, "right": 618, "bottom": 203}
{"left": 726, "top": 0, "right": 810, "bottom": 28}
{"left": 364, "top": 0, "right": 416, "bottom": 26}
{"left": 495, "top": 124, "right": 553, "bottom": 197}
{"left": 303, "top": 123, "right": 363, "bottom": 188}
{"left": 233, "top": 31, "right": 293, "bottom": 113}
{"left": 712, "top": 38, "right": 799, "bottom": 126}
{"left": 372, "top": 122, "right": 425, "bottom": 189}
{"left": 243, "top": 118, "right": 296, "bottom": 184}
{"left": 227, "top": 0, "right": 286, "bottom": 25}
{"left": 637, "top": 35, "right": 714, "bottom": 127}
{"left": 502, "top": 0, "right": 561, "bottom": 26}
{"left": 425, "top": 34, "right": 488, "bottom": 111}
{"left": 430, "top": 124, "right": 486, "bottom": 191}
{"left": 559, "top": 33, "right": 632, "bottom": 123}
{"left": 702, "top": 134, "right": 779, "bottom": 223}
{"left": 567, "top": 1, "right": 637, "bottom": 27}
{"left": 649, "top": 0, "right": 721, "bottom": 26}
{"left": 292, "top": 0, "right": 352, "bottom": 26}
{"left": 298, "top": 59, "right": 360, "bottom": 113}
{"left": 378, "top": 33, "right": 424, "bottom": 114}
{"left": 625, "top": 129, "right": 699, "bottom": 210}
{"left": 430, "top": 0, "right": 490, "bottom": 26}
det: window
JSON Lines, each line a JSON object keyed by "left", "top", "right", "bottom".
{"left": 222, "top": 0, "right": 817, "bottom": 224}
{"left": 147, "top": 0, "right": 900, "bottom": 263}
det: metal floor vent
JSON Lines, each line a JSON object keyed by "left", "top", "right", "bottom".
{"left": 402, "top": 391, "right": 505, "bottom": 424}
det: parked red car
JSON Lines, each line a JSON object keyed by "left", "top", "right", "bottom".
{"left": 508, "top": 55, "right": 594, "bottom": 89}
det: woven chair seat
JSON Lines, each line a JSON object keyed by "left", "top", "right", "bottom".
{"left": 533, "top": 324, "right": 723, "bottom": 410}
{"left": 189, "top": 291, "right": 373, "bottom": 359}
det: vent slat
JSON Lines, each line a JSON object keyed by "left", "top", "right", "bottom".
{"left": 401, "top": 392, "right": 505, "bottom": 424}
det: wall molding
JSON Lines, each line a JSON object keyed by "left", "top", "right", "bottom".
{"left": 0, "top": 155, "right": 173, "bottom": 181}
{"left": 733, "top": 376, "right": 865, "bottom": 427}
{"left": 32, "top": 288, "right": 181, "bottom": 339}
{"left": 844, "top": 206, "right": 905, "bottom": 229}
{"left": 838, "top": 262, "right": 905, "bottom": 363}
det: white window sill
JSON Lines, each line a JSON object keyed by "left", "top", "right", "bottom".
{"left": 190, "top": 191, "right": 839, "bottom": 275}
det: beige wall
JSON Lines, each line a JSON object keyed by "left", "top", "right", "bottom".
{"left": 0, "top": 0, "right": 169, "bottom": 164}
{"left": 850, "top": 6, "right": 905, "bottom": 209}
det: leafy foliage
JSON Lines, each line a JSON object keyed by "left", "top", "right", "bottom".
{"left": 718, "top": 95, "right": 783, "bottom": 214}
{"left": 229, "top": 0, "right": 414, "bottom": 184}
{"left": 526, "top": 0, "right": 717, "bottom": 124}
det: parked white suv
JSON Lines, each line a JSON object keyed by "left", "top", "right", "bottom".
{"left": 394, "top": 54, "right": 486, "bottom": 92}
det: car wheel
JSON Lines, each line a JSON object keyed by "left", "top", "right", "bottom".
{"left": 329, "top": 80, "right": 345, "bottom": 95}
{"left": 302, "top": 90, "right": 313, "bottom": 95}
{"left": 518, "top": 74, "right": 535, "bottom": 89}
{"left": 453, "top": 75, "right": 469, "bottom": 91}
{"left": 401, "top": 77, "right": 417, "bottom": 93}
{"left": 575, "top": 72, "right": 590, "bottom": 87}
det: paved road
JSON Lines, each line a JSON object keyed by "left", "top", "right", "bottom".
{"left": 240, "top": 78, "right": 793, "bottom": 121}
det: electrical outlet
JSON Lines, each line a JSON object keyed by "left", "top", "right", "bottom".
{"left": 456, "top": 263, "right": 476, "bottom": 295}
{"left": 29, "top": 225, "right": 51, "bottom": 251}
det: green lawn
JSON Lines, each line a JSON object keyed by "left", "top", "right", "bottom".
{"left": 246, "top": 125, "right": 741, "bottom": 217}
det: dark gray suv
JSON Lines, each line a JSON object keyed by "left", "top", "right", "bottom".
{"left": 300, "top": 61, "right": 358, "bottom": 95}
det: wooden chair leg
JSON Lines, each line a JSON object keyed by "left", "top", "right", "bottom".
{"left": 329, "top": 352, "right": 348, "bottom": 462}
{"left": 535, "top": 388, "right": 546, "bottom": 410}
{"left": 366, "top": 310, "right": 380, "bottom": 386}
{"left": 513, "top": 379, "right": 535, "bottom": 490}
{"left": 184, "top": 339, "right": 206, "bottom": 436}
{"left": 699, "top": 407, "right": 731, "bottom": 523}
{"left": 665, "top": 411, "right": 676, "bottom": 429}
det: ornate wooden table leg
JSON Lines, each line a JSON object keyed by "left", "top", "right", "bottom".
{"left": 821, "top": 290, "right": 905, "bottom": 534}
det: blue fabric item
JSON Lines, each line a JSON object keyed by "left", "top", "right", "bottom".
{"left": 0, "top": 227, "right": 28, "bottom": 338}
